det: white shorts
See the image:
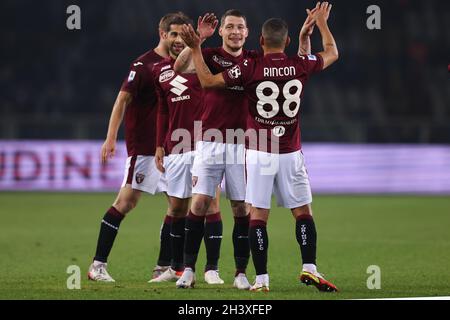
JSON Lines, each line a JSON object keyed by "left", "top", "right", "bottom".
{"left": 121, "top": 155, "right": 168, "bottom": 195}
{"left": 245, "top": 149, "right": 312, "bottom": 209}
{"left": 191, "top": 141, "right": 246, "bottom": 201}
{"left": 165, "top": 152, "right": 195, "bottom": 199}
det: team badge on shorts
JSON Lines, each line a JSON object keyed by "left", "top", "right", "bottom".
{"left": 135, "top": 173, "right": 145, "bottom": 184}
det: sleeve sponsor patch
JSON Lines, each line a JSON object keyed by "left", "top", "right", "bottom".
{"left": 307, "top": 54, "right": 317, "bottom": 61}
{"left": 128, "top": 71, "right": 136, "bottom": 82}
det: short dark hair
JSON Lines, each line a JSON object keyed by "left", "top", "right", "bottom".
{"left": 159, "top": 12, "right": 193, "bottom": 32}
{"left": 220, "top": 9, "right": 247, "bottom": 27}
{"left": 262, "top": 18, "right": 288, "bottom": 48}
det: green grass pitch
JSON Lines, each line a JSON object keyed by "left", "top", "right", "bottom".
{"left": 0, "top": 192, "right": 449, "bottom": 300}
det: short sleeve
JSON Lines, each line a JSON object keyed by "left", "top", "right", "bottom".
{"left": 202, "top": 48, "right": 218, "bottom": 72}
{"left": 221, "top": 59, "right": 254, "bottom": 88}
{"left": 297, "top": 54, "right": 324, "bottom": 75}
{"left": 120, "top": 62, "right": 148, "bottom": 96}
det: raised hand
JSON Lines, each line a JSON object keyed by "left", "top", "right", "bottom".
{"left": 311, "top": 2, "right": 333, "bottom": 27}
{"left": 300, "top": 2, "right": 320, "bottom": 37}
{"left": 180, "top": 24, "right": 202, "bottom": 49}
{"left": 197, "top": 13, "right": 219, "bottom": 41}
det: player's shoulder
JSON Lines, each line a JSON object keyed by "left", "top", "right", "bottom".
{"left": 132, "top": 50, "right": 165, "bottom": 67}
{"left": 243, "top": 49, "right": 262, "bottom": 59}
{"left": 297, "top": 53, "right": 321, "bottom": 62}
{"left": 152, "top": 57, "right": 173, "bottom": 73}
{"left": 294, "top": 53, "right": 324, "bottom": 72}
{"left": 202, "top": 46, "right": 221, "bottom": 55}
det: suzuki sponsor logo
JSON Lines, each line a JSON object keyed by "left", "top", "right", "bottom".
{"left": 170, "top": 75, "right": 189, "bottom": 96}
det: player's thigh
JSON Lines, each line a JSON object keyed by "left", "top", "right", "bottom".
{"left": 192, "top": 164, "right": 224, "bottom": 199}
{"left": 245, "top": 150, "right": 276, "bottom": 210}
{"left": 155, "top": 156, "right": 169, "bottom": 195}
{"left": 206, "top": 186, "right": 221, "bottom": 215}
{"left": 223, "top": 144, "right": 246, "bottom": 201}
{"left": 274, "top": 151, "right": 312, "bottom": 209}
{"left": 224, "top": 163, "right": 246, "bottom": 201}
{"left": 192, "top": 143, "right": 225, "bottom": 198}
{"left": 166, "top": 152, "right": 194, "bottom": 199}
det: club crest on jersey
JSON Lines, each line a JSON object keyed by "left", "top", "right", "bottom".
{"left": 307, "top": 54, "right": 317, "bottom": 61}
{"left": 128, "top": 71, "right": 136, "bottom": 82}
{"left": 273, "top": 126, "right": 286, "bottom": 137}
{"left": 228, "top": 65, "right": 241, "bottom": 79}
{"left": 135, "top": 173, "right": 145, "bottom": 184}
{"left": 159, "top": 70, "right": 175, "bottom": 83}
{"left": 212, "top": 55, "right": 233, "bottom": 67}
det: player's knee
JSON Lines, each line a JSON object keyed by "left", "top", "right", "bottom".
{"left": 113, "top": 199, "right": 138, "bottom": 215}
{"left": 191, "top": 197, "right": 209, "bottom": 216}
{"left": 293, "top": 204, "right": 313, "bottom": 219}
{"left": 170, "top": 205, "right": 189, "bottom": 218}
{"left": 230, "top": 200, "right": 247, "bottom": 217}
{"left": 206, "top": 199, "right": 219, "bottom": 214}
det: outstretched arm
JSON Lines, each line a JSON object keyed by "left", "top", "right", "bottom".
{"left": 180, "top": 24, "right": 226, "bottom": 89}
{"left": 174, "top": 13, "right": 218, "bottom": 73}
{"left": 313, "top": 2, "right": 339, "bottom": 69}
{"left": 101, "top": 91, "right": 132, "bottom": 164}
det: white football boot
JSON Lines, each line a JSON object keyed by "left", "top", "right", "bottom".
{"left": 149, "top": 267, "right": 183, "bottom": 283}
{"left": 204, "top": 270, "right": 225, "bottom": 284}
{"left": 233, "top": 273, "right": 251, "bottom": 290}
{"left": 250, "top": 274, "right": 270, "bottom": 292}
{"left": 176, "top": 268, "right": 196, "bottom": 288}
{"left": 151, "top": 265, "right": 170, "bottom": 279}
{"left": 88, "top": 262, "right": 115, "bottom": 282}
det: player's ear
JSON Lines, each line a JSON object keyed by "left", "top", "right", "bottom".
{"left": 260, "top": 35, "right": 265, "bottom": 47}
{"left": 218, "top": 26, "right": 223, "bottom": 37}
{"left": 159, "top": 28, "right": 168, "bottom": 40}
{"left": 285, "top": 36, "right": 291, "bottom": 48}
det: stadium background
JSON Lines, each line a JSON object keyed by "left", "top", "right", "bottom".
{"left": 1, "top": 0, "right": 449, "bottom": 300}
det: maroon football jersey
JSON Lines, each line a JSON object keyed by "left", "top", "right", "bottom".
{"left": 120, "top": 50, "right": 165, "bottom": 156}
{"left": 201, "top": 47, "right": 259, "bottom": 141}
{"left": 153, "top": 58, "right": 204, "bottom": 154}
{"left": 222, "top": 53, "right": 323, "bottom": 153}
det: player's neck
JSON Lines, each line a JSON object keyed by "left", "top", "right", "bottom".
{"left": 154, "top": 43, "right": 169, "bottom": 58}
{"left": 222, "top": 45, "right": 243, "bottom": 58}
{"left": 263, "top": 47, "right": 285, "bottom": 56}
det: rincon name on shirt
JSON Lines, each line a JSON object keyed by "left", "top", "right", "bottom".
{"left": 263, "top": 66, "right": 296, "bottom": 77}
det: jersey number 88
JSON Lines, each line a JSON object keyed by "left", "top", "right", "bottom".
{"left": 256, "top": 79, "right": 303, "bottom": 119}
